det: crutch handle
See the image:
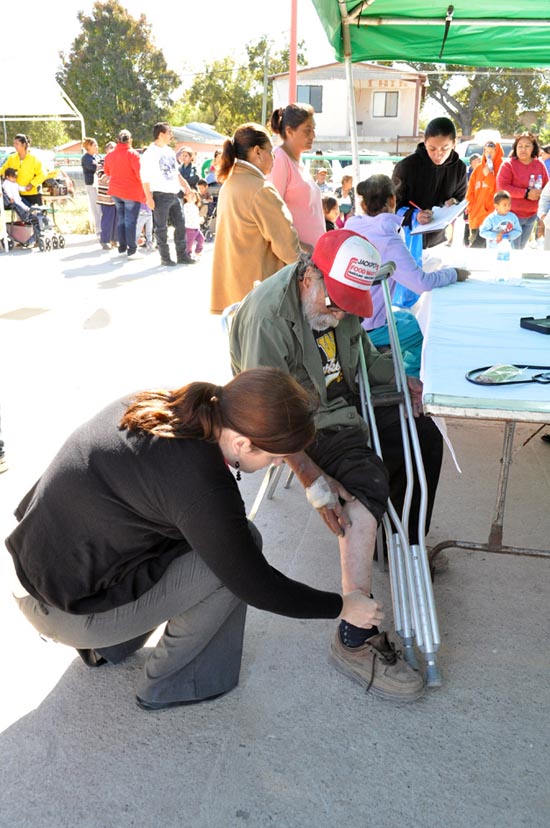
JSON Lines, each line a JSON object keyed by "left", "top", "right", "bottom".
{"left": 372, "top": 261, "right": 396, "bottom": 283}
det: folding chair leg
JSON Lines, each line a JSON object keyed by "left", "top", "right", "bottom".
{"left": 248, "top": 464, "right": 279, "bottom": 522}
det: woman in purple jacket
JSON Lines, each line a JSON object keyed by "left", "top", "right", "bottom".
{"left": 347, "top": 175, "right": 469, "bottom": 376}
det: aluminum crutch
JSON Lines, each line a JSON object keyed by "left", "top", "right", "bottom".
{"left": 359, "top": 261, "right": 442, "bottom": 686}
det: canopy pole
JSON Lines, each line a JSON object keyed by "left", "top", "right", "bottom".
{"left": 338, "top": 0, "right": 361, "bottom": 187}
{"left": 288, "top": 0, "right": 298, "bottom": 104}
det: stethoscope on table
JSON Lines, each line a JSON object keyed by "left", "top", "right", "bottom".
{"left": 466, "top": 365, "right": 550, "bottom": 385}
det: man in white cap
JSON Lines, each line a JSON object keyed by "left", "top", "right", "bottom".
{"left": 230, "top": 229, "right": 443, "bottom": 703}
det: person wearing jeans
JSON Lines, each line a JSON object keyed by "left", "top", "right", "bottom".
{"left": 103, "top": 129, "right": 146, "bottom": 258}
{"left": 112, "top": 197, "right": 141, "bottom": 255}
{"left": 140, "top": 122, "right": 195, "bottom": 267}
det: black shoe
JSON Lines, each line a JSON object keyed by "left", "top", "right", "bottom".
{"left": 136, "top": 691, "right": 226, "bottom": 711}
{"left": 76, "top": 648, "right": 107, "bottom": 667}
{"left": 160, "top": 258, "right": 177, "bottom": 267}
{"left": 117, "top": 246, "right": 127, "bottom": 254}
{"left": 542, "top": 434, "right": 550, "bottom": 444}
{"left": 176, "top": 253, "right": 197, "bottom": 265}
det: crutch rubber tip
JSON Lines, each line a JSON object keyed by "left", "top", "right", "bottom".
{"left": 402, "top": 642, "right": 419, "bottom": 671}
{"left": 425, "top": 662, "right": 443, "bottom": 688}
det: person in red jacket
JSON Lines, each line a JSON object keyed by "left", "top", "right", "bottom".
{"left": 103, "top": 129, "right": 146, "bottom": 258}
{"left": 466, "top": 141, "right": 504, "bottom": 248}
{"left": 496, "top": 132, "right": 548, "bottom": 249}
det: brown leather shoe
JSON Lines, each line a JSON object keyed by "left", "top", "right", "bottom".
{"left": 329, "top": 631, "right": 424, "bottom": 702}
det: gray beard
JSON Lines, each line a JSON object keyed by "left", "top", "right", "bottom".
{"left": 302, "top": 293, "right": 340, "bottom": 331}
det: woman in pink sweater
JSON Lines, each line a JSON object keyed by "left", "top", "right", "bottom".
{"left": 268, "top": 104, "right": 325, "bottom": 250}
{"left": 496, "top": 132, "right": 548, "bottom": 249}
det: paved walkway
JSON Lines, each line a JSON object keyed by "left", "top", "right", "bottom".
{"left": 0, "top": 237, "right": 549, "bottom": 827}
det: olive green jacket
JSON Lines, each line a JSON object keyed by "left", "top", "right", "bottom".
{"left": 229, "top": 263, "right": 394, "bottom": 433}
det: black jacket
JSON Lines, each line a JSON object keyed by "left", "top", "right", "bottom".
{"left": 6, "top": 398, "right": 342, "bottom": 619}
{"left": 393, "top": 143, "right": 467, "bottom": 248}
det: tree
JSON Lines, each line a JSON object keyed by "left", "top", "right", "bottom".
{"left": 57, "top": 0, "right": 180, "bottom": 146}
{"left": 1, "top": 120, "right": 70, "bottom": 150}
{"left": 411, "top": 64, "right": 550, "bottom": 136}
{"left": 179, "top": 36, "right": 307, "bottom": 135}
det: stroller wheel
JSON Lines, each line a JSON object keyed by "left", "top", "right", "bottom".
{"left": 38, "top": 238, "right": 46, "bottom": 252}
{"left": 58, "top": 236, "right": 66, "bottom": 249}
{"left": 45, "top": 238, "right": 52, "bottom": 251}
{"left": 52, "top": 236, "right": 59, "bottom": 249}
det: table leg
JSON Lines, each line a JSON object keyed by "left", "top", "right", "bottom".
{"left": 429, "top": 420, "right": 550, "bottom": 568}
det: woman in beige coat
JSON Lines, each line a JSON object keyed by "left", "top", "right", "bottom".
{"left": 210, "top": 123, "right": 301, "bottom": 314}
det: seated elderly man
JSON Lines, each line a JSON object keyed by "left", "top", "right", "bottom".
{"left": 230, "top": 229, "right": 443, "bottom": 703}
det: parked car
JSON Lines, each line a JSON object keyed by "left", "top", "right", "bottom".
{"left": 457, "top": 130, "right": 514, "bottom": 162}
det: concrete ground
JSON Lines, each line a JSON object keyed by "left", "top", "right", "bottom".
{"left": 0, "top": 236, "right": 549, "bottom": 828}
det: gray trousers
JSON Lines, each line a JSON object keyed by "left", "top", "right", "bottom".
{"left": 15, "top": 528, "right": 259, "bottom": 705}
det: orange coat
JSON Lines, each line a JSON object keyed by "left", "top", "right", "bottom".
{"left": 466, "top": 143, "right": 504, "bottom": 230}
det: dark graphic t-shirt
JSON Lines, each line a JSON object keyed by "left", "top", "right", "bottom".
{"left": 313, "top": 327, "right": 351, "bottom": 403}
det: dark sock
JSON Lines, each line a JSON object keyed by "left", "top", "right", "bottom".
{"left": 339, "top": 619, "right": 379, "bottom": 648}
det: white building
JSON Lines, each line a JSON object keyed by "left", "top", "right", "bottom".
{"left": 271, "top": 62, "right": 427, "bottom": 155}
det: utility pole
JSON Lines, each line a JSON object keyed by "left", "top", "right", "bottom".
{"left": 261, "top": 43, "right": 271, "bottom": 126}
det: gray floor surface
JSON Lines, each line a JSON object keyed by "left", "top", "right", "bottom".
{"left": 0, "top": 236, "right": 549, "bottom": 828}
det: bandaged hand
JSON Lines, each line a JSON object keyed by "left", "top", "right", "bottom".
{"left": 305, "top": 474, "right": 355, "bottom": 537}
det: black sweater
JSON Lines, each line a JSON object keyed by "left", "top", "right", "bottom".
{"left": 6, "top": 398, "right": 342, "bottom": 619}
{"left": 393, "top": 143, "right": 467, "bottom": 248}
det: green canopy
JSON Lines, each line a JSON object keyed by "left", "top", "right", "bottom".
{"left": 312, "top": 1, "right": 550, "bottom": 68}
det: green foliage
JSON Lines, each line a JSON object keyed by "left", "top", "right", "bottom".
{"left": 412, "top": 64, "right": 550, "bottom": 136}
{"left": 56, "top": 0, "right": 180, "bottom": 146}
{"left": 1, "top": 120, "right": 70, "bottom": 150}
{"left": 178, "top": 35, "right": 307, "bottom": 136}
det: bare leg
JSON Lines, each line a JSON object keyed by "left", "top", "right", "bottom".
{"left": 338, "top": 499, "right": 378, "bottom": 594}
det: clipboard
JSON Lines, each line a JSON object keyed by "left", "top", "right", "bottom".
{"left": 410, "top": 200, "right": 467, "bottom": 235}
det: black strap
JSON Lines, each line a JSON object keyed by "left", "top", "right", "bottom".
{"left": 439, "top": 5, "right": 455, "bottom": 60}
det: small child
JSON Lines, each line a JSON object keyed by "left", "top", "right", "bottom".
{"left": 197, "top": 178, "right": 214, "bottom": 224}
{"left": 479, "top": 190, "right": 522, "bottom": 249}
{"left": 135, "top": 202, "right": 154, "bottom": 251}
{"left": 2, "top": 168, "right": 30, "bottom": 219}
{"left": 322, "top": 196, "right": 339, "bottom": 231}
{"left": 183, "top": 190, "right": 204, "bottom": 257}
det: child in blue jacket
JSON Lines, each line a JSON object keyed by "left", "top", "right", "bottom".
{"left": 479, "top": 190, "right": 522, "bottom": 249}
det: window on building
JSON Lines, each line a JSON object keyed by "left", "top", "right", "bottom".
{"left": 297, "top": 85, "right": 323, "bottom": 113}
{"left": 372, "top": 91, "right": 399, "bottom": 118}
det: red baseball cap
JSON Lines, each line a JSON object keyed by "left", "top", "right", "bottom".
{"left": 311, "top": 230, "right": 380, "bottom": 317}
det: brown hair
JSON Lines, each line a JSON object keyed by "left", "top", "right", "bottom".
{"left": 510, "top": 131, "right": 540, "bottom": 159}
{"left": 119, "top": 367, "right": 318, "bottom": 453}
{"left": 270, "top": 104, "right": 314, "bottom": 139}
{"left": 494, "top": 190, "right": 511, "bottom": 205}
{"left": 322, "top": 196, "right": 338, "bottom": 215}
{"left": 217, "top": 123, "right": 271, "bottom": 183}
{"left": 83, "top": 137, "right": 97, "bottom": 151}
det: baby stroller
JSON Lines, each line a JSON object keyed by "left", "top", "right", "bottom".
{"left": 202, "top": 182, "right": 221, "bottom": 242}
{"left": 2, "top": 194, "right": 64, "bottom": 252}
